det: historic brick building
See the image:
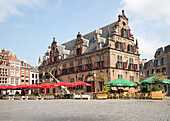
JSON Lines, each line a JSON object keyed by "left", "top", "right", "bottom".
{"left": 38, "top": 10, "right": 140, "bottom": 93}
{"left": 0, "top": 49, "right": 9, "bottom": 86}
{"left": 140, "top": 44, "right": 170, "bottom": 79}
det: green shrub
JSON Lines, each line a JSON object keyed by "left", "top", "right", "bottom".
{"left": 46, "top": 93, "right": 53, "bottom": 95}
{"left": 30, "top": 94, "right": 37, "bottom": 96}
{"left": 102, "top": 86, "right": 110, "bottom": 92}
{"left": 151, "top": 85, "right": 164, "bottom": 92}
{"left": 15, "top": 94, "right": 22, "bottom": 96}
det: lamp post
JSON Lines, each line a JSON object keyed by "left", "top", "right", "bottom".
{"left": 93, "top": 71, "right": 97, "bottom": 93}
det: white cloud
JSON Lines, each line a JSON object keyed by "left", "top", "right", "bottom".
{"left": 138, "top": 36, "right": 165, "bottom": 59}
{"left": 120, "top": 0, "right": 170, "bottom": 59}
{"left": 0, "top": 0, "right": 43, "bottom": 22}
{"left": 121, "top": 0, "right": 170, "bottom": 25}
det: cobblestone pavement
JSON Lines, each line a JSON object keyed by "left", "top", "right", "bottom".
{"left": 0, "top": 97, "right": 170, "bottom": 121}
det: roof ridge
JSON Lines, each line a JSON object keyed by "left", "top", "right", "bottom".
{"left": 62, "top": 21, "right": 118, "bottom": 45}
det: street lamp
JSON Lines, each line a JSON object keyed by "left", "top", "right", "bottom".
{"left": 93, "top": 71, "right": 97, "bottom": 93}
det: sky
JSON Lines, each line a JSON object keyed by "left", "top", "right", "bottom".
{"left": 0, "top": 0, "right": 170, "bottom": 66}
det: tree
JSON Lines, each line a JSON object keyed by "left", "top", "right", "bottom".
{"left": 97, "top": 73, "right": 107, "bottom": 82}
{"left": 97, "top": 73, "right": 108, "bottom": 91}
{"left": 139, "top": 75, "right": 147, "bottom": 81}
{"left": 151, "top": 73, "right": 165, "bottom": 85}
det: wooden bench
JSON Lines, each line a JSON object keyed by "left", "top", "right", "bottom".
{"left": 73, "top": 95, "right": 90, "bottom": 100}
{"left": 151, "top": 92, "right": 163, "bottom": 99}
{"left": 81, "top": 95, "right": 90, "bottom": 100}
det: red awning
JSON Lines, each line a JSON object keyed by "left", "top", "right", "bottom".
{"left": 27, "top": 84, "right": 40, "bottom": 89}
{"left": 71, "top": 81, "right": 92, "bottom": 86}
{"left": 0, "top": 85, "right": 7, "bottom": 89}
{"left": 16, "top": 84, "right": 27, "bottom": 89}
{"left": 51, "top": 82, "right": 74, "bottom": 87}
{"left": 39, "top": 83, "right": 52, "bottom": 88}
{"left": 5, "top": 85, "right": 16, "bottom": 90}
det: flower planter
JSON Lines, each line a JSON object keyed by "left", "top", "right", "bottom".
{"left": 3, "top": 96, "right": 10, "bottom": 100}
{"left": 29, "top": 96, "right": 38, "bottom": 100}
{"left": 151, "top": 91, "right": 163, "bottom": 99}
{"left": 44, "top": 95, "right": 54, "bottom": 100}
{"left": 15, "top": 96, "right": 23, "bottom": 100}
{"left": 97, "top": 92, "right": 108, "bottom": 99}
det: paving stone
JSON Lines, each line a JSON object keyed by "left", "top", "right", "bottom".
{"left": 0, "top": 97, "right": 170, "bottom": 121}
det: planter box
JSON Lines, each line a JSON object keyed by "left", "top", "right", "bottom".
{"left": 151, "top": 91, "right": 163, "bottom": 99}
{"left": 15, "top": 96, "right": 23, "bottom": 100}
{"left": 29, "top": 96, "right": 38, "bottom": 100}
{"left": 97, "top": 93, "right": 108, "bottom": 99}
{"left": 3, "top": 96, "right": 10, "bottom": 100}
{"left": 44, "top": 95, "right": 54, "bottom": 100}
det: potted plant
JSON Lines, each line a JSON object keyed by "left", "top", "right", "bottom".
{"left": 151, "top": 85, "right": 164, "bottom": 99}
{"left": 15, "top": 94, "right": 22, "bottom": 100}
{"left": 44, "top": 93, "right": 54, "bottom": 100}
{"left": 29, "top": 94, "right": 38, "bottom": 100}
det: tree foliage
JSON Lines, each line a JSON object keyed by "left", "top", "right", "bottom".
{"left": 139, "top": 75, "right": 147, "bottom": 81}
{"left": 151, "top": 73, "right": 165, "bottom": 84}
{"left": 102, "top": 86, "right": 110, "bottom": 92}
{"left": 97, "top": 73, "right": 107, "bottom": 82}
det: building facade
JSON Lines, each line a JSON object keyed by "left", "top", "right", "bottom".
{"left": 30, "top": 67, "right": 39, "bottom": 85}
{"left": 0, "top": 50, "right": 9, "bottom": 86}
{"left": 140, "top": 44, "right": 170, "bottom": 79}
{"left": 38, "top": 10, "right": 140, "bottom": 93}
{"left": 20, "top": 60, "right": 31, "bottom": 85}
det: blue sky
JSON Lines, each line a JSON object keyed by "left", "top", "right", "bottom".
{"left": 0, "top": 0, "right": 170, "bottom": 66}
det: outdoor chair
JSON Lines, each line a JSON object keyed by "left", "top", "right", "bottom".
{"left": 139, "top": 93, "right": 144, "bottom": 99}
{"left": 127, "top": 93, "right": 133, "bottom": 99}
{"left": 162, "top": 93, "right": 167, "bottom": 98}
{"left": 111, "top": 93, "right": 115, "bottom": 99}
{"left": 143, "top": 93, "right": 149, "bottom": 99}
{"left": 115, "top": 93, "right": 119, "bottom": 99}
{"left": 135, "top": 93, "right": 140, "bottom": 99}
{"left": 122, "top": 92, "right": 128, "bottom": 99}
{"left": 119, "top": 93, "right": 124, "bottom": 99}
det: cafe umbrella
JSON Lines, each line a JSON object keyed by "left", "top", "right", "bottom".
{"left": 104, "top": 78, "right": 137, "bottom": 93}
{"left": 71, "top": 81, "right": 92, "bottom": 93}
{"left": 39, "top": 83, "right": 52, "bottom": 95}
{"left": 104, "top": 78, "right": 137, "bottom": 87}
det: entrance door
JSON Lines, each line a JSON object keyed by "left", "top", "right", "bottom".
{"left": 86, "top": 76, "right": 95, "bottom": 92}
{"left": 86, "top": 81, "right": 94, "bottom": 92}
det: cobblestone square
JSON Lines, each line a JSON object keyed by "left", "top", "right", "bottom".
{"left": 0, "top": 97, "right": 170, "bottom": 121}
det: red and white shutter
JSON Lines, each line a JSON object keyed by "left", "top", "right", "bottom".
{"left": 75, "top": 67, "right": 77, "bottom": 72}
{"left": 133, "top": 46, "right": 136, "bottom": 52}
{"left": 127, "top": 30, "right": 130, "bottom": 37}
{"left": 122, "top": 43, "right": 126, "bottom": 50}
{"left": 74, "top": 49, "right": 77, "bottom": 55}
{"left": 123, "top": 62, "right": 127, "bottom": 68}
{"left": 84, "top": 65, "right": 86, "bottom": 70}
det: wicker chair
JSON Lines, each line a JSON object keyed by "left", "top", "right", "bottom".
{"left": 127, "top": 93, "right": 133, "bottom": 99}
{"left": 115, "top": 93, "right": 119, "bottom": 99}
{"left": 143, "top": 93, "right": 149, "bottom": 99}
